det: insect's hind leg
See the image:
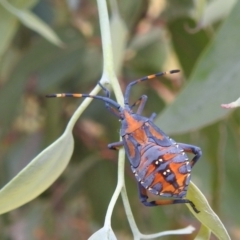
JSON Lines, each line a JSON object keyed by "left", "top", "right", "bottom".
{"left": 178, "top": 143, "right": 202, "bottom": 167}
{"left": 108, "top": 141, "right": 123, "bottom": 150}
{"left": 137, "top": 183, "right": 200, "bottom": 213}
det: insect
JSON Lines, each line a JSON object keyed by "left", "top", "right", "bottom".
{"left": 47, "top": 70, "right": 202, "bottom": 213}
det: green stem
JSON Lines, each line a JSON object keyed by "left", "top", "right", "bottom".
{"left": 65, "top": 0, "right": 124, "bottom": 133}
{"left": 65, "top": 0, "right": 126, "bottom": 227}
{"left": 95, "top": 0, "right": 125, "bottom": 227}
{"left": 65, "top": 0, "right": 121, "bottom": 130}
{"left": 104, "top": 148, "right": 125, "bottom": 227}
{"left": 96, "top": 0, "right": 141, "bottom": 233}
{"left": 121, "top": 185, "right": 139, "bottom": 236}
{"left": 96, "top": 0, "right": 123, "bottom": 105}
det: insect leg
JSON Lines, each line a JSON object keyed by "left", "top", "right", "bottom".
{"left": 130, "top": 95, "right": 156, "bottom": 120}
{"left": 149, "top": 113, "right": 157, "bottom": 121}
{"left": 178, "top": 143, "right": 202, "bottom": 167}
{"left": 97, "top": 82, "right": 122, "bottom": 118}
{"left": 138, "top": 183, "right": 199, "bottom": 213}
{"left": 104, "top": 105, "right": 122, "bottom": 118}
{"left": 108, "top": 141, "right": 123, "bottom": 150}
{"left": 98, "top": 82, "right": 110, "bottom": 98}
{"left": 130, "top": 95, "right": 148, "bottom": 114}
{"left": 98, "top": 83, "right": 123, "bottom": 148}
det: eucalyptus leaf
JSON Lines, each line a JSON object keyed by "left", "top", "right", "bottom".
{"left": 8, "top": 0, "right": 37, "bottom": 8}
{"left": 168, "top": 18, "right": 209, "bottom": 77}
{"left": 0, "top": 0, "right": 63, "bottom": 46}
{"left": 0, "top": 0, "right": 37, "bottom": 58}
{"left": 221, "top": 97, "right": 240, "bottom": 109}
{"left": 0, "top": 5, "right": 18, "bottom": 59}
{"left": 0, "top": 27, "right": 86, "bottom": 138}
{"left": 187, "top": 182, "right": 230, "bottom": 240}
{"left": 200, "top": 0, "right": 236, "bottom": 27}
{"left": 0, "top": 130, "right": 74, "bottom": 214}
{"left": 128, "top": 29, "right": 168, "bottom": 73}
{"left": 157, "top": 1, "right": 240, "bottom": 134}
{"left": 194, "top": 224, "right": 211, "bottom": 240}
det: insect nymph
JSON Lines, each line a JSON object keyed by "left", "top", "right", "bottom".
{"left": 47, "top": 70, "right": 202, "bottom": 213}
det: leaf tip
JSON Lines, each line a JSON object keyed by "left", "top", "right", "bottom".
{"left": 221, "top": 102, "right": 237, "bottom": 109}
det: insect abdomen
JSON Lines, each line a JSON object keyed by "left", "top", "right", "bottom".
{"left": 132, "top": 144, "right": 191, "bottom": 198}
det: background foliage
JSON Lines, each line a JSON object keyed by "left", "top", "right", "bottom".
{"left": 0, "top": 0, "right": 239, "bottom": 239}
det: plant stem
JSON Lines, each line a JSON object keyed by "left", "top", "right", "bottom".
{"left": 104, "top": 148, "right": 125, "bottom": 227}
{"left": 95, "top": 0, "right": 126, "bottom": 227}
{"left": 96, "top": 0, "right": 123, "bottom": 105}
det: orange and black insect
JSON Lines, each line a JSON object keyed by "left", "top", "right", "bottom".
{"left": 47, "top": 70, "right": 202, "bottom": 213}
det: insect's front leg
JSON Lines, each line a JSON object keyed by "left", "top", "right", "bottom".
{"left": 98, "top": 82, "right": 110, "bottom": 98}
{"left": 98, "top": 82, "right": 122, "bottom": 118}
{"left": 137, "top": 183, "right": 200, "bottom": 213}
{"left": 130, "top": 95, "right": 148, "bottom": 115}
{"left": 178, "top": 143, "right": 202, "bottom": 167}
{"left": 108, "top": 141, "right": 123, "bottom": 150}
{"left": 130, "top": 95, "right": 157, "bottom": 120}
{"left": 149, "top": 112, "right": 157, "bottom": 121}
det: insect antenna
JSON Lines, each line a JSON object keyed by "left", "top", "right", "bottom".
{"left": 124, "top": 70, "right": 180, "bottom": 106}
{"left": 46, "top": 93, "right": 122, "bottom": 112}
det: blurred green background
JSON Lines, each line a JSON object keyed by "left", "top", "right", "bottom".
{"left": 0, "top": 0, "right": 240, "bottom": 239}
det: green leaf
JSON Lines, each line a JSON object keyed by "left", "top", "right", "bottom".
{"left": 0, "top": 28, "right": 88, "bottom": 138}
{"left": 200, "top": 0, "right": 236, "bottom": 27}
{"left": 0, "top": 130, "right": 74, "bottom": 214}
{"left": 187, "top": 182, "right": 230, "bottom": 240}
{"left": 128, "top": 29, "right": 168, "bottom": 74}
{"left": 168, "top": 18, "right": 209, "bottom": 77}
{"left": 163, "top": 0, "right": 194, "bottom": 20}
{"left": 221, "top": 96, "right": 240, "bottom": 109}
{"left": 0, "top": 0, "right": 63, "bottom": 46}
{"left": 0, "top": 5, "right": 18, "bottom": 59}
{"left": 0, "top": 0, "right": 38, "bottom": 58}
{"left": 0, "top": 77, "right": 100, "bottom": 214}
{"left": 194, "top": 224, "right": 211, "bottom": 240}
{"left": 191, "top": 0, "right": 207, "bottom": 21}
{"left": 156, "top": 1, "right": 240, "bottom": 134}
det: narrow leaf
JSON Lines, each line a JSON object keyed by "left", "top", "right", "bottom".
{"left": 0, "top": 0, "right": 63, "bottom": 46}
{"left": 157, "top": 1, "right": 240, "bottom": 134}
{"left": 0, "top": 130, "right": 74, "bottom": 214}
{"left": 0, "top": 0, "right": 37, "bottom": 58}
{"left": 187, "top": 182, "right": 230, "bottom": 240}
{"left": 194, "top": 224, "right": 211, "bottom": 240}
{"left": 0, "top": 5, "right": 18, "bottom": 58}
{"left": 221, "top": 97, "right": 240, "bottom": 109}
{"left": 200, "top": 0, "right": 236, "bottom": 27}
